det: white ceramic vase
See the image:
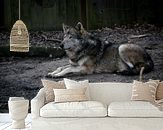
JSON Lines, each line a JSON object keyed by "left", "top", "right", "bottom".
{"left": 8, "top": 97, "right": 29, "bottom": 129}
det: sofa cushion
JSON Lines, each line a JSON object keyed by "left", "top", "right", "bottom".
{"left": 108, "top": 101, "right": 163, "bottom": 117}
{"left": 53, "top": 88, "right": 88, "bottom": 103}
{"left": 156, "top": 81, "right": 163, "bottom": 100}
{"left": 41, "top": 79, "right": 65, "bottom": 103}
{"left": 40, "top": 101, "right": 107, "bottom": 117}
{"left": 64, "top": 78, "right": 90, "bottom": 99}
{"left": 131, "top": 80, "right": 159, "bottom": 102}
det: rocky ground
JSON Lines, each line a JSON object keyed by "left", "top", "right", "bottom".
{"left": 0, "top": 24, "right": 163, "bottom": 112}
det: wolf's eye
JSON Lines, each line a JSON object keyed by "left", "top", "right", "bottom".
{"left": 69, "top": 36, "right": 72, "bottom": 39}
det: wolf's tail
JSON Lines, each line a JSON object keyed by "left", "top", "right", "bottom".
{"left": 139, "top": 56, "right": 153, "bottom": 81}
{"left": 143, "top": 53, "right": 154, "bottom": 73}
{"left": 139, "top": 67, "right": 144, "bottom": 81}
{"left": 132, "top": 53, "right": 154, "bottom": 75}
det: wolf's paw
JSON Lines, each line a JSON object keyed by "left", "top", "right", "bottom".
{"left": 46, "top": 73, "right": 63, "bottom": 78}
{"left": 46, "top": 73, "right": 53, "bottom": 78}
{"left": 45, "top": 74, "right": 52, "bottom": 78}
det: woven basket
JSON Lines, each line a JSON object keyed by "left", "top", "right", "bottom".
{"left": 10, "top": 20, "right": 29, "bottom": 52}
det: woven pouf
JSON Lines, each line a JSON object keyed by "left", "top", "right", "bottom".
{"left": 8, "top": 97, "right": 29, "bottom": 129}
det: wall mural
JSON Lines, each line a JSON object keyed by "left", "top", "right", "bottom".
{"left": 0, "top": 0, "right": 163, "bottom": 113}
{"left": 0, "top": 23, "right": 163, "bottom": 113}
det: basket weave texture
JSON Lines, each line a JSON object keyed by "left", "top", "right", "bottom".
{"left": 10, "top": 20, "right": 29, "bottom": 52}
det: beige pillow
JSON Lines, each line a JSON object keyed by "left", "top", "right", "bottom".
{"left": 131, "top": 80, "right": 159, "bottom": 102}
{"left": 41, "top": 79, "right": 65, "bottom": 103}
{"left": 53, "top": 88, "right": 88, "bottom": 103}
{"left": 156, "top": 81, "right": 163, "bottom": 100}
{"left": 64, "top": 78, "right": 90, "bottom": 99}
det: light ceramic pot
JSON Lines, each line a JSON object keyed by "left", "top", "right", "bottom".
{"left": 8, "top": 97, "right": 29, "bottom": 129}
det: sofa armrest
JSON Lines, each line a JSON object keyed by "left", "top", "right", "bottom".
{"left": 31, "top": 88, "right": 45, "bottom": 119}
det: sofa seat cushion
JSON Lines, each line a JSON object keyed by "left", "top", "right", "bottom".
{"left": 40, "top": 101, "right": 107, "bottom": 117}
{"left": 108, "top": 101, "right": 163, "bottom": 117}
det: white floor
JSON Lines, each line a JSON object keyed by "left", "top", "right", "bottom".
{"left": 0, "top": 122, "right": 31, "bottom": 130}
{"left": 0, "top": 113, "right": 31, "bottom": 130}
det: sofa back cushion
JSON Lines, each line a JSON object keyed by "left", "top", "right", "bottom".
{"left": 41, "top": 82, "right": 133, "bottom": 105}
{"left": 41, "top": 79, "right": 65, "bottom": 103}
{"left": 88, "top": 82, "right": 132, "bottom": 105}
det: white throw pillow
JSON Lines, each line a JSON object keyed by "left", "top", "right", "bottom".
{"left": 64, "top": 78, "right": 91, "bottom": 99}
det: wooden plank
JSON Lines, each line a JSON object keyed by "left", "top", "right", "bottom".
{"left": 29, "top": 0, "right": 82, "bottom": 30}
{"left": 78, "top": 0, "right": 83, "bottom": 25}
{"left": 136, "top": 0, "right": 155, "bottom": 24}
{"left": 2, "top": 0, "right": 163, "bottom": 30}
{"left": 30, "top": 0, "right": 44, "bottom": 30}
{"left": 86, "top": 0, "right": 136, "bottom": 29}
{"left": 10, "top": 0, "right": 19, "bottom": 28}
{"left": 21, "top": 0, "right": 31, "bottom": 30}
{"left": 4, "top": 0, "right": 12, "bottom": 30}
{"left": 0, "top": 0, "right": 4, "bottom": 28}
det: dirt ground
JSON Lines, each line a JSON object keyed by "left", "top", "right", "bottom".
{"left": 0, "top": 24, "right": 163, "bottom": 112}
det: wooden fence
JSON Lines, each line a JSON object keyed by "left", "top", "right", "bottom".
{"left": 1, "top": 0, "right": 163, "bottom": 30}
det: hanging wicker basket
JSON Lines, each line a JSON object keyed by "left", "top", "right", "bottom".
{"left": 10, "top": 20, "right": 29, "bottom": 52}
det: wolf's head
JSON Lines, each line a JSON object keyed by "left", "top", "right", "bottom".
{"left": 62, "top": 22, "right": 89, "bottom": 62}
{"left": 62, "top": 22, "right": 103, "bottom": 63}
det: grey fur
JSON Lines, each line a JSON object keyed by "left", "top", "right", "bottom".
{"left": 47, "top": 23, "right": 154, "bottom": 78}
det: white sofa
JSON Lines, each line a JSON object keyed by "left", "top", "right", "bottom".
{"left": 31, "top": 82, "right": 163, "bottom": 130}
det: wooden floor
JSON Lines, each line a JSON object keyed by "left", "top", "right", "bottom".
{"left": 0, "top": 113, "right": 31, "bottom": 130}
{"left": 0, "top": 122, "right": 31, "bottom": 130}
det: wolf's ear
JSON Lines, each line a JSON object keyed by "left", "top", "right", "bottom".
{"left": 75, "top": 22, "right": 85, "bottom": 34}
{"left": 63, "top": 23, "right": 69, "bottom": 33}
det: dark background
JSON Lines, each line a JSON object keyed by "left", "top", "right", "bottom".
{"left": 0, "top": 0, "right": 163, "bottom": 31}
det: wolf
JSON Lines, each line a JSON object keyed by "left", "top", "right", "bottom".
{"left": 47, "top": 22, "right": 154, "bottom": 78}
